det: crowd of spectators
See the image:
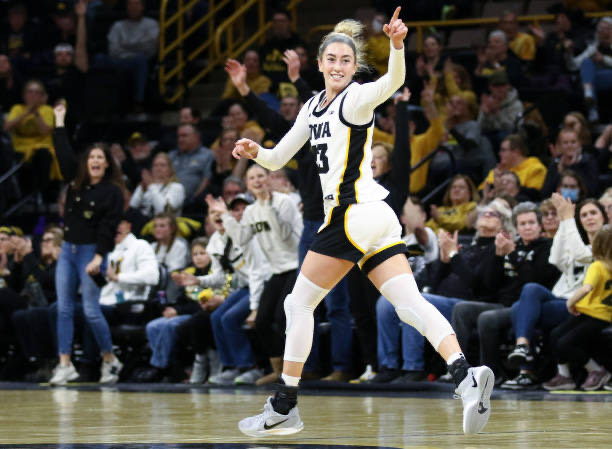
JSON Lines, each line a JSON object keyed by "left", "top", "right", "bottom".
{"left": 0, "top": 1, "right": 612, "bottom": 392}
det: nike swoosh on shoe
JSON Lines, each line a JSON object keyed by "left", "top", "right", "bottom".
{"left": 263, "top": 419, "right": 289, "bottom": 430}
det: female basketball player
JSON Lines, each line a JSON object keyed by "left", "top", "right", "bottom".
{"left": 230, "top": 7, "right": 494, "bottom": 436}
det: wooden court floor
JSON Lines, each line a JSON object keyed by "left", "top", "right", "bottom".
{"left": 0, "top": 386, "right": 611, "bottom": 448}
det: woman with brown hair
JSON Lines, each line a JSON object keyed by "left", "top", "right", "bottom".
{"left": 425, "top": 174, "right": 479, "bottom": 233}
{"left": 50, "top": 103, "right": 125, "bottom": 386}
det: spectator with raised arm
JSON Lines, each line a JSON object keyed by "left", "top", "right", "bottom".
{"left": 221, "top": 49, "right": 271, "bottom": 100}
{"left": 49, "top": 103, "right": 124, "bottom": 385}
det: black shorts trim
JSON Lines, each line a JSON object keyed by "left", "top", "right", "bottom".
{"left": 360, "top": 242, "right": 408, "bottom": 274}
{"left": 308, "top": 206, "right": 364, "bottom": 263}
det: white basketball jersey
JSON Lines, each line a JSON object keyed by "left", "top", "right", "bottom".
{"left": 305, "top": 82, "right": 389, "bottom": 218}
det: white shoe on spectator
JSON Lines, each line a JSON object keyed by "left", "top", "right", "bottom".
{"left": 238, "top": 397, "right": 303, "bottom": 437}
{"left": 49, "top": 363, "right": 79, "bottom": 386}
{"left": 235, "top": 368, "right": 264, "bottom": 385}
{"left": 100, "top": 358, "right": 123, "bottom": 384}
{"left": 208, "top": 368, "right": 240, "bottom": 385}
{"left": 189, "top": 357, "right": 208, "bottom": 384}
{"left": 349, "top": 364, "right": 376, "bottom": 384}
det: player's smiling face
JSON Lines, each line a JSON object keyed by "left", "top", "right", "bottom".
{"left": 318, "top": 42, "right": 357, "bottom": 93}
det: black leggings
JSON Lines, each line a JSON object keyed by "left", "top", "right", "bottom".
{"left": 347, "top": 266, "right": 380, "bottom": 368}
{"left": 550, "top": 315, "right": 611, "bottom": 366}
{"left": 255, "top": 270, "right": 296, "bottom": 358}
{"left": 176, "top": 310, "right": 214, "bottom": 355}
{"left": 0, "top": 288, "right": 27, "bottom": 334}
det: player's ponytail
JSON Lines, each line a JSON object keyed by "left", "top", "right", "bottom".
{"left": 318, "top": 19, "right": 369, "bottom": 73}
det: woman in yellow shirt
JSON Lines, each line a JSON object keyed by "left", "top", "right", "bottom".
{"left": 425, "top": 174, "right": 479, "bottom": 233}
{"left": 544, "top": 224, "right": 612, "bottom": 391}
{"left": 4, "top": 81, "right": 63, "bottom": 193}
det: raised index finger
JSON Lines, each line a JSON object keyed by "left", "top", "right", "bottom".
{"left": 390, "top": 6, "right": 401, "bottom": 24}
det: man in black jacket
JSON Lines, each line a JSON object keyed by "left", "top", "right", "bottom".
{"left": 451, "top": 202, "right": 560, "bottom": 380}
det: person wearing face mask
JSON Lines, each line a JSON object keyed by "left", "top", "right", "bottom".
{"left": 542, "top": 127, "right": 599, "bottom": 198}
{"left": 556, "top": 169, "right": 588, "bottom": 203}
{"left": 50, "top": 103, "right": 125, "bottom": 385}
{"left": 451, "top": 202, "right": 561, "bottom": 382}
{"left": 365, "top": 12, "right": 390, "bottom": 78}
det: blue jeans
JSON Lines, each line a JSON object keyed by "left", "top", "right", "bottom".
{"left": 300, "top": 219, "right": 353, "bottom": 372}
{"left": 377, "top": 293, "right": 462, "bottom": 371}
{"left": 147, "top": 314, "right": 192, "bottom": 368}
{"left": 580, "top": 58, "right": 612, "bottom": 102}
{"left": 511, "top": 282, "right": 569, "bottom": 341}
{"left": 49, "top": 302, "right": 116, "bottom": 364}
{"left": 210, "top": 288, "right": 254, "bottom": 368}
{"left": 56, "top": 242, "right": 113, "bottom": 355}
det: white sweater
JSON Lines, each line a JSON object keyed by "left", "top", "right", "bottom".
{"left": 222, "top": 191, "right": 302, "bottom": 274}
{"left": 130, "top": 182, "right": 185, "bottom": 216}
{"left": 100, "top": 233, "right": 159, "bottom": 305}
{"left": 549, "top": 218, "right": 593, "bottom": 299}
{"left": 198, "top": 231, "right": 271, "bottom": 310}
{"left": 152, "top": 237, "right": 190, "bottom": 272}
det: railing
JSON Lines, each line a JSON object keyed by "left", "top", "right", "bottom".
{"left": 306, "top": 11, "right": 612, "bottom": 52}
{"left": 409, "top": 146, "right": 457, "bottom": 204}
{"left": 213, "top": 0, "right": 302, "bottom": 68}
{"left": 159, "top": 0, "right": 302, "bottom": 104}
{"left": 159, "top": 0, "right": 239, "bottom": 104}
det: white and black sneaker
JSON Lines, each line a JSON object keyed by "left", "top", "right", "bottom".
{"left": 238, "top": 396, "right": 304, "bottom": 437}
{"left": 99, "top": 358, "right": 123, "bottom": 384}
{"left": 455, "top": 366, "right": 494, "bottom": 435}
{"left": 507, "top": 344, "right": 534, "bottom": 369}
{"left": 501, "top": 372, "right": 539, "bottom": 390}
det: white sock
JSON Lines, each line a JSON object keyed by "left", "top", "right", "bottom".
{"left": 584, "top": 84, "right": 594, "bottom": 98}
{"left": 446, "top": 352, "right": 465, "bottom": 365}
{"left": 281, "top": 373, "right": 300, "bottom": 386}
{"left": 584, "top": 358, "right": 603, "bottom": 373}
{"left": 195, "top": 353, "right": 205, "bottom": 363}
{"left": 558, "top": 363, "right": 571, "bottom": 378}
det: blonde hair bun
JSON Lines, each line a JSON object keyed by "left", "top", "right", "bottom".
{"left": 333, "top": 19, "right": 365, "bottom": 39}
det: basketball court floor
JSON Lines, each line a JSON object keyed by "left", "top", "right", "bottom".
{"left": 0, "top": 382, "right": 611, "bottom": 448}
